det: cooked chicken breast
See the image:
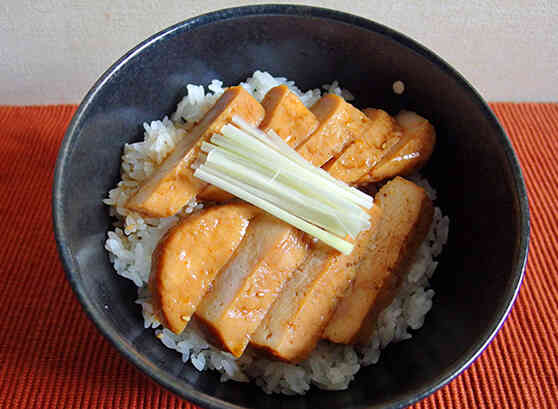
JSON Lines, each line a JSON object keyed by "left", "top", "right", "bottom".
{"left": 324, "top": 108, "right": 402, "bottom": 184}
{"left": 358, "top": 110, "right": 435, "bottom": 184}
{"left": 250, "top": 205, "right": 383, "bottom": 362}
{"left": 323, "top": 177, "right": 434, "bottom": 344}
{"left": 195, "top": 215, "right": 309, "bottom": 357}
{"left": 296, "top": 94, "right": 372, "bottom": 167}
{"left": 126, "top": 87, "right": 264, "bottom": 217}
{"left": 260, "top": 85, "right": 319, "bottom": 148}
{"left": 196, "top": 186, "right": 235, "bottom": 203}
{"left": 149, "top": 203, "right": 260, "bottom": 334}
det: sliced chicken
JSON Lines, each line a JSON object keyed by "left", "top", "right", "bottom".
{"left": 149, "top": 203, "right": 259, "bottom": 334}
{"left": 195, "top": 215, "right": 309, "bottom": 357}
{"left": 296, "top": 94, "right": 372, "bottom": 167}
{"left": 196, "top": 186, "right": 235, "bottom": 203}
{"left": 324, "top": 108, "right": 402, "bottom": 184}
{"left": 323, "top": 177, "right": 434, "bottom": 344}
{"left": 126, "top": 87, "right": 265, "bottom": 217}
{"left": 358, "top": 110, "right": 436, "bottom": 184}
{"left": 251, "top": 205, "right": 383, "bottom": 362}
{"left": 259, "top": 85, "right": 319, "bottom": 148}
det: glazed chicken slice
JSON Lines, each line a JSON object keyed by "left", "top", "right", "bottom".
{"left": 149, "top": 203, "right": 260, "bottom": 334}
{"left": 259, "top": 85, "right": 319, "bottom": 148}
{"left": 195, "top": 185, "right": 235, "bottom": 203}
{"left": 250, "top": 205, "right": 383, "bottom": 362}
{"left": 323, "top": 177, "right": 434, "bottom": 344}
{"left": 324, "top": 108, "right": 402, "bottom": 184}
{"left": 296, "top": 94, "right": 373, "bottom": 167}
{"left": 358, "top": 110, "right": 436, "bottom": 184}
{"left": 126, "top": 86, "right": 265, "bottom": 217}
{"left": 194, "top": 214, "right": 309, "bottom": 357}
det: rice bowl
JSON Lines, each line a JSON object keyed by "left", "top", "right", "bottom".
{"left": 103, "top": 71, "right": 449, "bottom": 395}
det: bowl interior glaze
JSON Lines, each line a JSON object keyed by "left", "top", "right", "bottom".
{"left": 53, "top": 5, "right": 529, "bottom": 409}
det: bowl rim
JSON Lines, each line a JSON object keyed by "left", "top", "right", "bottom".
{"left": 52, "top": 4, "right": 530, "bottom": 409}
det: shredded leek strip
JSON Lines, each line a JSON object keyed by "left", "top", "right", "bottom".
{"left": 204, "top": 148, "right": 350, "bottom": 237}
{"left": 206, "top": 137, "right": 369, "bottom": 234}
{"left": 205, "top": 145, "right": 369, "bottom": 237}
{"left": 193, "top": 120, "right": 377, "bottom": 252}
{"left": 203, "top": 145, "right": 345, "bottom": 221}
{"left": 194, "top": 166, "right": 354, "bottom": 255}
{"left": 213, "top": 130, "right": 371, "bottom": 222}
{"left": 232, "top": 116, "right": 373, "bottom": 208}
{"left": 264, "top": 127, "right": 373, "bottom": 208}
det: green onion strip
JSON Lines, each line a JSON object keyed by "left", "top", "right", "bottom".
{"left": 193, "top": 119, "right": 375, "bottom": 254}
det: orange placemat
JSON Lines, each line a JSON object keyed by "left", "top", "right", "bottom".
{"left": 0, "top": 103, "right": 556, "bottom": 408}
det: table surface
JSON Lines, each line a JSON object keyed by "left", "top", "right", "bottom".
{"left": 0, "top": 103, "right": 556, "bottom": 408}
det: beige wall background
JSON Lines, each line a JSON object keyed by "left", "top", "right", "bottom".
{"left": 1, "top": 0, "right": 556, "bottom": 104}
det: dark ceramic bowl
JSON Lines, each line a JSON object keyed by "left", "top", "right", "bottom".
{"left": 53, "top": 5, "right": 529, "bottom": 409}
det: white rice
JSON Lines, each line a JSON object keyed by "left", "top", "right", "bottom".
{"left": 104, "top": 71, "right": 449, "bottom": 395}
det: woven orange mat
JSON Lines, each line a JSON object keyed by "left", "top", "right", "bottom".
{"left": 0, "top": 104, "right": 556, "bottom": 408}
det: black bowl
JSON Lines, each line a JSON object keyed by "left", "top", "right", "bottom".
{"left": 53, "top": 5, "right": 529, "bottom": 409}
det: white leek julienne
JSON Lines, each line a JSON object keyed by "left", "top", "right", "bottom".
{"left": 225, "top": 121, "right": 373, "bottom": 210}
{"left": 202, "top": 136, "right": 369, "bottom": 228}
{"left": 201, "top": 143, "right": 370, "bottom": 238}
{"left": 232, "top": 116, "right": 373, "bottom": 209}
{"left": 216, "top": 127, "right": 370, "bottom": 221}
{"left": 192, "top": 120, "right": 375, "bottom": 254}
{"left": 203, "top": 146, "right": 363, "bottom": 238}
